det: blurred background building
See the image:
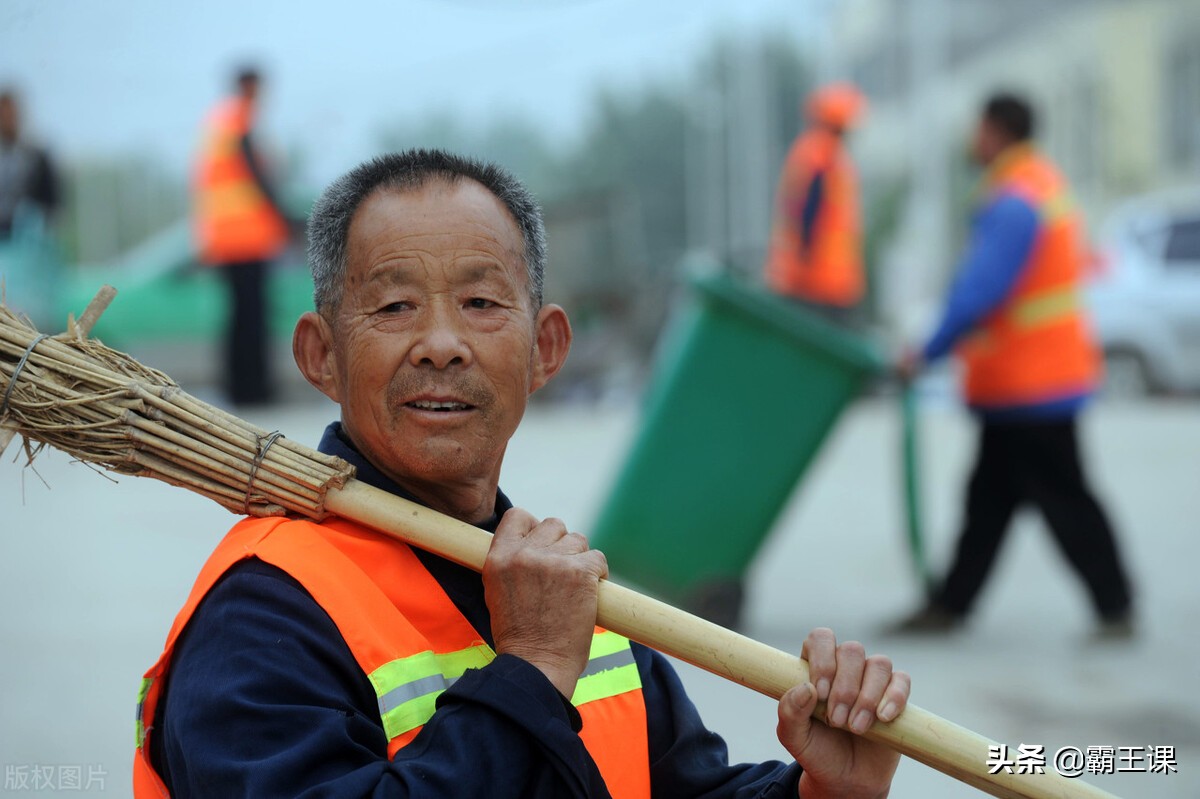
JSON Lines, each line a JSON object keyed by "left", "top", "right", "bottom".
{"left": 838, "top": 0, "right": 1200, "bottom": 335}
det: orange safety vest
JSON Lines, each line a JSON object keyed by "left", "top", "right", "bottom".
{"left": 133, "top": 516, "right": 651, "bottom": 798}
{"left": 764, "top": 128, "right": 863, "bottom": 307}
{"left": 193, "top": 96, "right": 288, "bottom": 265}
{"left": 957, "top": 144, "right": 1101, "bottom": 407}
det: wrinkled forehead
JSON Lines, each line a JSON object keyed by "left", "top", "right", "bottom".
{"left": 344, "top": 179, "right": 528, "bottom": 288}
{"left": 353, "top": 178, "right": 522, "bottom": 248}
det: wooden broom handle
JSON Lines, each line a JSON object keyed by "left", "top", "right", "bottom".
{"left": 326, "top": 480, "right": 1120, "bottom": 799}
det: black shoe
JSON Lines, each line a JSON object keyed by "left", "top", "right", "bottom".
{"left": 885, "top": 602, "right": 964, "bottom": 635}
{"left": 1090, "top": 611, "right": 1136, "bottom": 643}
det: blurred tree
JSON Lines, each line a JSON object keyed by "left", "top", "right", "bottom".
{"left": 378, "top": 114, "right": 562, "bottom": 197}
{"left": 564, "top": 86, "right": 688, "bottom": 268}
{"left": 555, "top": 85, "right": 687, "bottom": 364}
{"left": 60, "top": 156, "right": 187, "bottom": 264}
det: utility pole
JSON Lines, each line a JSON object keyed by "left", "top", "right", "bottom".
{"left": 906, "top": 0, "right": 950, "bottom": 289}
{"left": 725, "top": 41, "right": 774, "bottom": 276}
{"left": 683, "top": 75, "right": 729, "bottom": 269}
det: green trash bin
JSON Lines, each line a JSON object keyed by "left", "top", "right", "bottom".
{"left": 589, "top": 270, "right": 884, "bottom": 625}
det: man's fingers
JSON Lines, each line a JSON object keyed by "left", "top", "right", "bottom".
{"left": 846, "top": 654, "right": 893, "bottom": 734}
{"left": 528, "top": 516, "right": 568, "bottom": 542}
{"left": 493, "top": 511, "right": 575, "bottom": 550}
{"left": 877, "top": 670, "right": 911, "bottom": 723}
{"left": 557, "top": 530, "right": 590, "bottom": 554}
{"left": 489, "top": 509, "right": 604, "bottom": 578}
{"left": 492, "top": 507, "right": 540, "bottom": 544}
{"left": 801, "top": 630, "right": 905, "bottom": 733}
{"left": 826, "top": 640, "right": 866, "bottom": 730}
{"left": 578, "top": 547, "right": 609, "bottom": 580}
{"left": 800, "top": 627, "right": 837, "bottom": 702}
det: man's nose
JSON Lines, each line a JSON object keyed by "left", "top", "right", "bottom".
{"left": 408, "top": 302, "right": 472, "bottom": 369}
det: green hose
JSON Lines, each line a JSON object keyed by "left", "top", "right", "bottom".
{"left": 901, "top": 382, "right": 934, "bottom": 592}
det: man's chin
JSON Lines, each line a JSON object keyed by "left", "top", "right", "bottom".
{"left": 388, "top": 443, "right": 491, "bottom": 486}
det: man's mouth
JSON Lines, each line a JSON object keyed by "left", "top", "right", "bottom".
{"left": 406, "top": 400, "right": 473, "bottom": 412}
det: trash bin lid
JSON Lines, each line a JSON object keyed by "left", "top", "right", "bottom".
{"left": 690, "top": 271, "right": 884, "bottom": 375}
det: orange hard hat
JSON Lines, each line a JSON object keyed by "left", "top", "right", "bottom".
{"left": 806, "top": 83, "right": 867, "bottom": 129}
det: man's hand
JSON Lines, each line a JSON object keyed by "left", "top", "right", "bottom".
{"left": 483, "top": 508, "right": 608, "bottom": 699}
{"left": 777, "top": 628, "right": 910, "bottom": 799}
{"left": 896, "top": 348, "right": 923, "bottom": 384}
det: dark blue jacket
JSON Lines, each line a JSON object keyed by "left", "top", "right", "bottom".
{"left": 149, "top": 423, "right": 800, "bottom": 797}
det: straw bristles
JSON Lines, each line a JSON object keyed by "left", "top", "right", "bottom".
{"left": 0, "top": 291, "right": 354, "bottom": 518}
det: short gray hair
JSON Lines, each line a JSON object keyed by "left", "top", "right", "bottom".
{"left": 307, "top": 148, "right": 547, "bottom": 314}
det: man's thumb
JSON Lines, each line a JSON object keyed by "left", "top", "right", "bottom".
{"left": 777, "top": 681, "right": 818, "bottom": 755}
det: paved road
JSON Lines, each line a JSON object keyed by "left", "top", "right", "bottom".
{"left": 2, "top": 391, "right": 1196, "bottom": 797}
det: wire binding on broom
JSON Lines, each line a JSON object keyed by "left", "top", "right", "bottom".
{"left": 0, "top": 287, "right": 355, "bottom": 518}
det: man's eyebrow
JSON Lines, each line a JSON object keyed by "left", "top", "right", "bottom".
{"left": 363, "top": 258, "right": 422, "bottom": 285}
{"left": 364, "top": 259, "right": 509, "bottom": 286}
{"left": 456, "top": 262, "right": 504, "bottom": 284}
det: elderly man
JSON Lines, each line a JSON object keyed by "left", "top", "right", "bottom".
{"left": 135, "top": 149, "right": 910, "bottom": 798}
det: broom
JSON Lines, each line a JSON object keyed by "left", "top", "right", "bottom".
{"left": 0, "top": 287, "right": 1121, "bottom": 799}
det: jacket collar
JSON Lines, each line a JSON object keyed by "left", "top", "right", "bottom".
{"left": 317, "top": 421, "right": 512, "bottom": 530}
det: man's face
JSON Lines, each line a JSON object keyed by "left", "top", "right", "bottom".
{"left": 0, "top": 97, "right": 18, "bottom": 143}
{"left": 300, "top": 180, "right": 566, "bottom": 498}
{"left": 970, "top": 118, "right": 1006, "bottom": 167}
{"left": 239, "top": 77, "right": 260, "bottom": 104}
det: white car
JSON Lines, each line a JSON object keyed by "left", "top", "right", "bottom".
{"left": 1085, "top": 190, "right": 1200, "bottom": 396}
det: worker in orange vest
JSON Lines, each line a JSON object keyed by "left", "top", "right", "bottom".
{"left": 892, "top": 93, "right": 1135, "bottom": 638}
{"left": 764, "top": 82, "right": 867, "bottom": 323}
{"left": 193, "top": 66, "right": 289, "bottom": 406}
{"left": 136, "top": 149, "right": 912, "bottom": 798}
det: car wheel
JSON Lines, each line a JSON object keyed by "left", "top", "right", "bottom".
{"left": 1102, "top": 349, "right": 1153, "bottom": 399}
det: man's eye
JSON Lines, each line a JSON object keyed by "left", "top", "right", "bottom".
{"left": 466, "top": 298, "right": 495, "bottom": 309}
{"left": 378, "top": 301, "right": 411, "bottom": 313}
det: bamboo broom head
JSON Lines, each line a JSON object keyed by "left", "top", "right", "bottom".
{"left": 0, "top": 287, "right": 355, "bottom": 518}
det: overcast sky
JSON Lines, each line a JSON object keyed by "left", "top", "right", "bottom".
{"left": 1, "top": 0, "right": 819, "bottom": 184}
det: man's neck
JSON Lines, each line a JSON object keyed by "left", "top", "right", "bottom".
{"left": 329, "top": 423, "right": 501, "bottom": 526}
{"left": 393, "top": 476, "right": 500, "bottom": 527}
{"left": 983, "top": 141, "right": 1033, "bottom": 178}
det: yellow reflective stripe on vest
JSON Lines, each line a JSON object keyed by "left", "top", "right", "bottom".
{"left": 371, "top": 644, "right": 494, "bottom": 741}
{"left": 135, "top": 677, "right": 154, "bottom": 749}
{"left": 1037, "top": 191, "right": 1074, "bottom": 224}
{"left": 370, "top": 632, "right": 641, "bottom": 742}
{"left": 571, "top": 632, "right": 640, "bottom": 706}
{"left": 1011, "top": 285, "right": 1081, "bottom": 329}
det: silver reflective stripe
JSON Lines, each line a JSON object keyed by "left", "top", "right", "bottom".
{"left": 579, "top": 648, "right": 636, "bottom": 679}
{"left": 135, "top": 677, "right": 154, "bottom": 748}
{"left": 378, "top": 673, "right": 458, "bottom": 716}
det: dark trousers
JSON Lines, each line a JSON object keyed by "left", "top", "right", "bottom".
{"left": 220, "top": 260, "right": 273, "bottom": 406}
{"left": 935, "top": 417, "right": 1133, "bottom": 620}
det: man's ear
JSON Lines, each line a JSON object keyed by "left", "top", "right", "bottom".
{"left": 530, "top": 303, "right": 572, "bottom": 394}
{"left": 293, "top": 311, "right": 342, "bottom": 403}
